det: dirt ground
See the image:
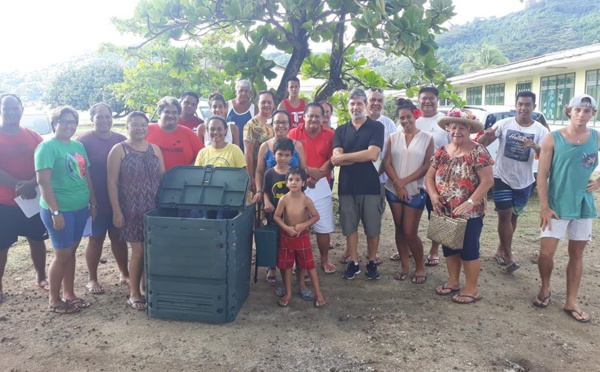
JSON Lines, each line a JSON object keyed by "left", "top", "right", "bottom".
{"left": 1, "top": 193, "right": 599, "bottom": 372}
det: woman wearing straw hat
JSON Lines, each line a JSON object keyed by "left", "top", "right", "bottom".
{"left": 425, "top": 109, "right": 494, "bottom": 304}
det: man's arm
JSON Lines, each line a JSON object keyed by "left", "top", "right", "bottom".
{"left": 331, "top": 146, "right": 380, "bottom": 166}
{"left": 476, "top": 126, "right": 498, "bottom": 147}
{"left": 537, "top": 133, "right": 558, "bottom": 230}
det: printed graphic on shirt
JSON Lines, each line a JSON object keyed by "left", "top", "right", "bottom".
{"left": 205, "top": 156, "right": 233, "bottom": 167}
{"left": 581, "top": 153, "right": 597, "bottom": 169}
{"left": 503, "top": 130, "right": 534, "bottom": 162}
{"left": 271, "top": 180, "right": 288, "bottom": 200}
{"left": 66, "top": 153, "right": 87, "bottom": 179}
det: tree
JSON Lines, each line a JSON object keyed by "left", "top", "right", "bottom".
{"left": 44, "top": 62, "right": 126, "bottom": 115}
{"left": 106, "top": 41, "right": 233, "bottom": 114}
{"left": 459, "top": 43, "right": 509, "bottom": 73}
{"left": 115, "top": 0, "right": 457, "bottom": 103}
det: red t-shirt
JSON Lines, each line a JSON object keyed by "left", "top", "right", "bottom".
{"left": 282, "top": 99, "right": 307, "bottom": 129}
{"left": 178, "top": 116, "right": 203, "bottom": 131}
{"left": 288, "top": 124, "right": 334, "bottom": 182}
{"left": 146, "top": 124, "right": 204, "bottom": 170}
{"left": 0, "top": 128, "right": 43, "bottom": 206}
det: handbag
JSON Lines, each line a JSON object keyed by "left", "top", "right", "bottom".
{"left": 426, "top": 214, "right": 467, "bottom": 250}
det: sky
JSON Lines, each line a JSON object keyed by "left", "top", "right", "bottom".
{"left": 0, "top": 0, "right": 526, "bottom": 73}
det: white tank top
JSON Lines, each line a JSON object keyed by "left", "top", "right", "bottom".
{"left": 384, "top": 130, "right": 433, "bottom": 196}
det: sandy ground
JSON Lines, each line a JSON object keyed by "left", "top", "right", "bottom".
{"left": 1, "top": 194, "right": 600, "bottom": 372}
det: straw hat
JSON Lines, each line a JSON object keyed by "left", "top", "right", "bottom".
{"left": 437, "top": 109, "right": 484, "bottom": 134}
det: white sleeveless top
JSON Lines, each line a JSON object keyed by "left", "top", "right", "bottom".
{"left": 384, "top": 130, "right": 433, "bottom": 197}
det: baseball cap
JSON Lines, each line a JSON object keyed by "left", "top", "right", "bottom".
{"left": 568, "top": 94, "right": 597, "bottom": 109}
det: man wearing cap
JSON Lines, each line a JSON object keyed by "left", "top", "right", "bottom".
{"left": 332, "top": 88, "right": 384, "bottom": 280}
{"left": 478, "top": 91, "right": 549, "bottom": 273}
{"left": 534, "top": 94, "right": 598, "bottom": 323}
{"left": 415, "top": 86, "right": 450, "bottom": 266}
{"left": 0, "top": 93, "right": 49, "bottom": 302}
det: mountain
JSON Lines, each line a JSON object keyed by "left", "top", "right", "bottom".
{"left": 436, "top": 0, "right": 600, "bottom": 75}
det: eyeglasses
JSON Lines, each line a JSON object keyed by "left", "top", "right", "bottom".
{"left": 273, "top": 120, "right": 290, "bottom": 126}
{"left": 57, "top": 119, "right": 78, "bottom": 126}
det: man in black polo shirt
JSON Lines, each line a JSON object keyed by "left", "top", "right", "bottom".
{"left": 332, "top": 88, "right": 385, "bottom": 280}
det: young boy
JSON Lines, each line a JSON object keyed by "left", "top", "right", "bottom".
{"left": 278, "top": 77, "right": 307, "bottom": 129}
{"left": 273, "top": 167, "right": 326, "bottom": 308}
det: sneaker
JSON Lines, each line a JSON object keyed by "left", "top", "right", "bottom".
{"left": 341, "top": 261, "right": 361, "bottom": 280}
{"left": 365, "top": 261, "right": 381, "bottom": 280}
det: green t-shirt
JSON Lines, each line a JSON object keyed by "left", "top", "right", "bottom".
{"left": 34, "top": 138, "right": 91, "bottom": 211}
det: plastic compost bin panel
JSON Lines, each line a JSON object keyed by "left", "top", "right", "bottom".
{"left": 157, "top": 165, "right": 248, "bottom": 210}
{"left": 144, "top": 204, "right": 254, "bottom": 323}
{"left": 254, "top": 224, "right": 280, "bottom": 268}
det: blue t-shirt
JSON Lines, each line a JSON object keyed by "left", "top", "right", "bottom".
{"left": 264, "top": 146, "right": 299, "bottom": 169}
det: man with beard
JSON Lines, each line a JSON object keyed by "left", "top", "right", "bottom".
{"left": 332, "top": 89, "right": 384, "bottom": 280}
{"left": 415, "top": 87, "right": 449, "bottom": 267}
{"left": 0, "top": 93, "right": 49, "bottom": 302}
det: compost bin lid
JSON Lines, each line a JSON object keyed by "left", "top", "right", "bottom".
{"left": 157, "top": 165, "right": 249, "bottom": 210}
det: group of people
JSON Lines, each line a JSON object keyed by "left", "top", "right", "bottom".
{"left": 0, "top": 77, "right": 597, "bottom": 322}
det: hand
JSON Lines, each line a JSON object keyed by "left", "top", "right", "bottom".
{"left": 306, "top": 177, "right": 317, "bottom": 189}
{"left": 51, "top": 213, "right": 65, "bottom": 230}
{"left": 396, "top": 187, "right": 408, "bottom": 202}
{"left": 90, "top": 206, "right": 98, "bottom": 221}
{"left": 285, "top": 225, "right": 298, "bottom": 237}
{"left": 113, "top": 211, "right": 124, "bottom": 229}
{"left": 331, "top": 154, "right": 343, "bottom": 166}
{"left": 249, "top": 182, "right": 256, "bottom": 194}
{"left": 523, "top": 139, "right": 537, "bottom": 149}
{"left": 483, "top": 128, "right": 496, "bottom": 138}
{"left": 392, "top": 178, "right": 407, "bottom": 190}
{"left": 294, "top": 223, "right": 306, "bottom": 233}
{"left": 307, "top": 168, "right": 326, "bottom": 180}
{"left": 452, "top": 201, "right": 473, "bottom": 217}
{"left": 251, "top": 192, "right": 263, "bottom": 204}
{"left": 540, "top": 206, "right": 559, "bottom": 231}
{"left": 15, "top": 180, "right": 37, "bottom": 199}
{"left": 586, "top": 178, "right": 600, "bottom": 192}
{"left": 430, "top": 195, "right": 444, "bottom": 215}
{"left": 263, "top": 200, "right": 274, "bottom": 213}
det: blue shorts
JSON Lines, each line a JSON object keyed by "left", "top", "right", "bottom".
{"left": 0, "top": 204, "right": 48, "bottom": 250}
{"left": 442, "top": 217, "right": 483, "bottom": 261}
{"left": 493, "top": 178, "right": 533, "bottom": 215}
{"left": 40, "top": 207, "right": 89, "bottom": 249}
{"left": 385, "top": 189, "right": 426, "bottom": 210}
{"left": 90, "top": 213, "right": 116, "bottom": 237}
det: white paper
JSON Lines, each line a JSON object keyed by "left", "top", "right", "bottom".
{"left": 14, "top": 186, "right": 41, "bottom": 218}
{"left": 82, "top": 217, "right": 92, "bottom": 237}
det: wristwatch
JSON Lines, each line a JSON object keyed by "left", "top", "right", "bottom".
{"left": 52, "top": 210, "right": 61, "bottom": 216}
{"left": 467, "top": 198, "right": 476, "bottom": 206}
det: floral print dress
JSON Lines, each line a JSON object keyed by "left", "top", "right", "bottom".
{"left": 430, "top": 144, "right": 494, "bottom": 218}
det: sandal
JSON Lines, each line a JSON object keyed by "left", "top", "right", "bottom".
{"left": 127, "top": 298, "right": 147, "bottom": 311}
{"left": 66, "top": 297, "right": 90, "bottom": 309}
{"left": 48, "top": 303, "right": 80, "bottom": 314}
{"left": 424, "top": 255, "right": 440, "bottom": 266}
{"left": 411, "top": 272, "right": 430, "bottom": 285}
{"left": 314, "top": 298, "right": 326, "bottom": 308}
{"left": 297, "top": 289, "right": 315, "bottom": 301}
{"left": 390, "top": 253, "right": 401, "bottom": 261}
{"left": 532, "top": 292, "right": 551, "bottom": 308}
{"left": 563, "top": 308, "right": 591, "bottom": 323}
{"left": 266, "top": 271, "right": 277, "bottom": 286}
{"left": 277, "top": 298, "right": 289, "bottom": 307}
{"left": 494, "top": 253, "right": 506, "bottom": 266}
{"left": 451, "top": 294, "right": 482, "bottom": 304}
{"left": 435, "top": 284, "right": 460, "bottom": 296}
{"left": 393, "top": 271, "right": 408, "bottom": 281}
{"left": 322, "top": 263, "right": 337, "bottom": 274}
{"left": 505, "top": 262, "right": 521, "bottom": 273}
{"left": 275, "top": 287, "right": 286, "bottom": 298}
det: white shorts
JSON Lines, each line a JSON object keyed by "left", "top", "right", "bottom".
{"left": 305, "top": 178, "right": 335, "bottom": 234}
{"left": 540, "top": 218, "right": 593, "bottom": 241}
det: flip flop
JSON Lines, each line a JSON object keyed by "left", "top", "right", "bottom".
{"left": 314, "top": 298, "right": 326, "bottom": 308}
{"left": 338, "top": 254, "right": 351, "bottom": 264}
{"left": 393, "top": 271, "right": 408, "bottom": 281}
{"left": 86, "top": 283, "right": 105, "bottom": 294}
{"left": 411, "top": 272, "right": 430, "bottom": 285}
{"left": 48, "top": 304, "right": 80, "bottom": 314}
{"left": 451, "top": 294, "right": 482, "bottom": 304}
{"left": 66, "top": 297, "right": 90, "bottom": 309}
{"left": 322, "top": 263, "right": 337, "bottom": 274}
{"left": 127, "top": 299, "right": 147, "bottom": 311}
{"left": 505, "top": 262, "right": 521, "bottom": 273}
{"left": 390, "top": 253, "right": 401, "bottom": 261}
{"left": 494, "top": 253, "right": 506, "bottom": 266}
{"left": 435, "top": 284, "right": 460, "bottom": 296}
{"left": 277, "top": 298, "right": 289, "bottom": 307}
{"left": 424, "top": 255, "right": 440, "bottom": 267}
{"left": 275, "top": 287, "right": 286, "bottom": 298}
{"left": 266, "top": 273, "right": 277, "bottom": 286}
{"left": 563, "top": 308, "right": 591, "bottom": 323}
{"left": 532, "top": 292, "right": 551, "bottom": 308}
{"left": 297, "top": 289, "right": 315, "bottom": 301}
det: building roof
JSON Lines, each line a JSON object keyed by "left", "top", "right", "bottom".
{"left": 450, "top": 43, "right": 600, "bottom": 85}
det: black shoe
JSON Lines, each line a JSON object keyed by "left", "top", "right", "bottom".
{"left": 341, "top": 261, "right": 361, "bottom": 280}
{"left": 365, "top": 260, "right": 381, "bottom": 280}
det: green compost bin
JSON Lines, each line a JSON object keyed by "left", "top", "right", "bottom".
{"left": 144, "top": 165, "right": 253, "bottom": 323}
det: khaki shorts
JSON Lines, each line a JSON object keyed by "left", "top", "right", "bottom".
{"left": 339, "top": 194, "right": 383, "bottom": 237}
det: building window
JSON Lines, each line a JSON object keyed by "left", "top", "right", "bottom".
{"left": 466, "top": 87, "right": 482, "bottom": 105}
{"left": 540, "top": 73, "right": 575, "bottom": 121}
{"left": 585, "top": 70, "right": 600, "bottom": 120}
{"left": 485, "top": 83, "right": 505, "bottom": 105}
{"left": 516, "top": 82, "right": 532, "bottom": 94}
